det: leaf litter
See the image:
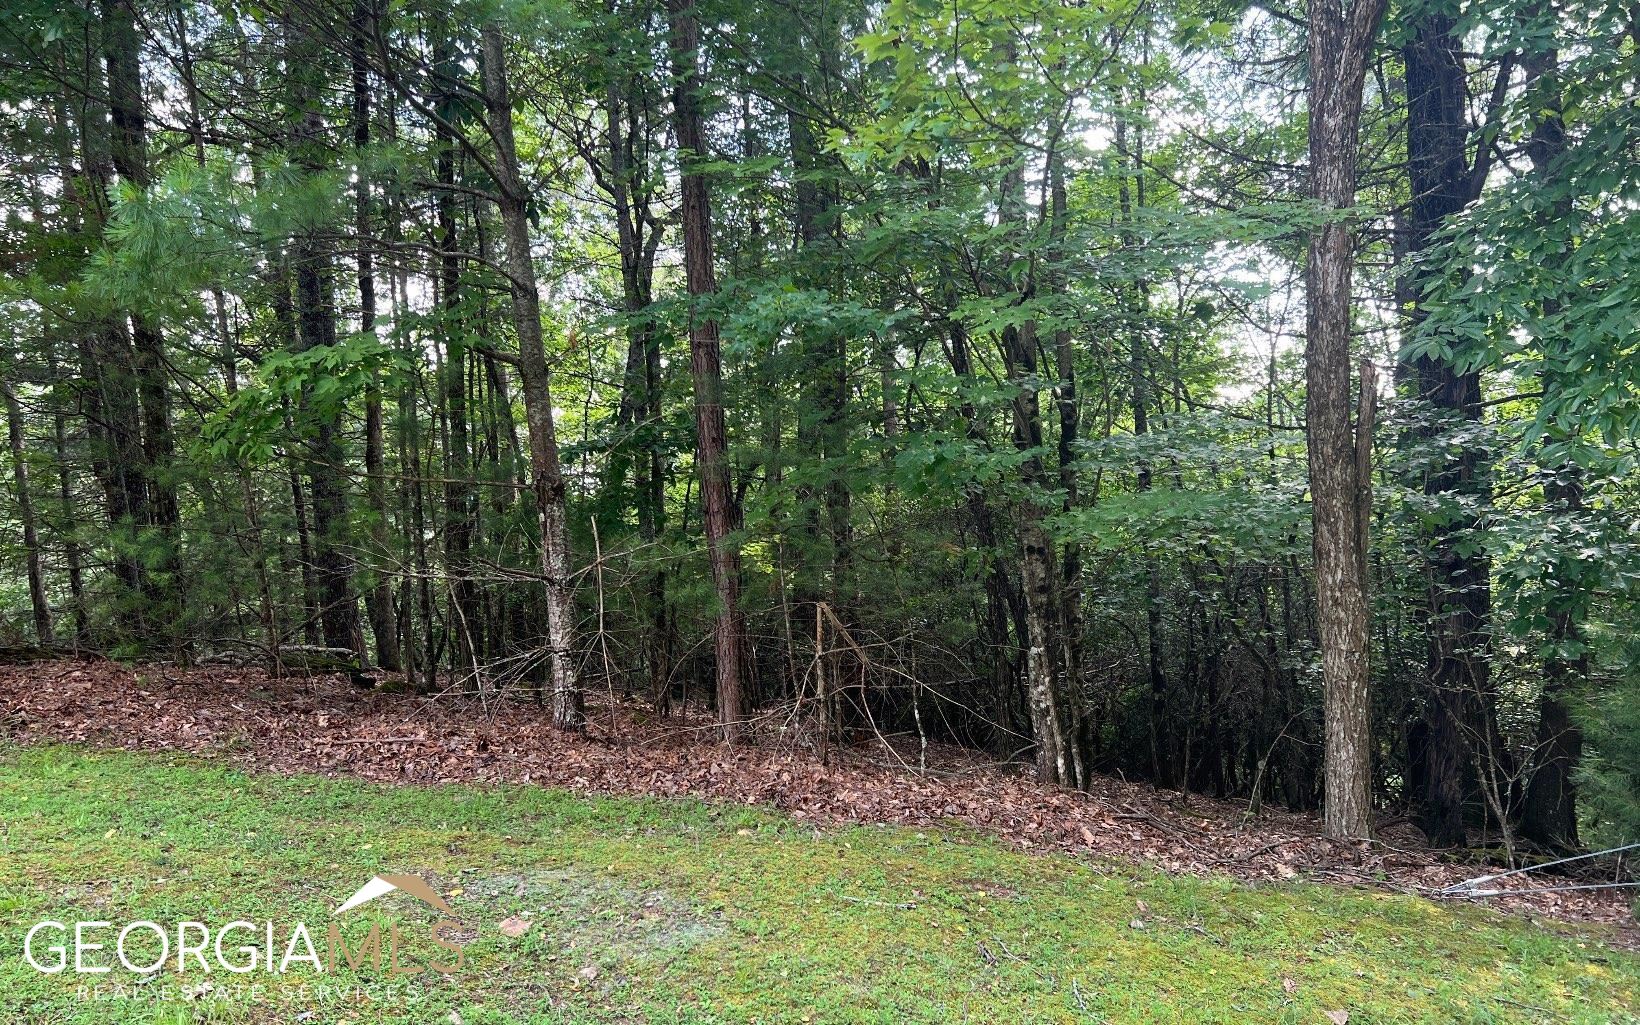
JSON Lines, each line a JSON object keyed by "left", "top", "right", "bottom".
{"left": 3, "top": 658, "right": 1633, "bottom": 945}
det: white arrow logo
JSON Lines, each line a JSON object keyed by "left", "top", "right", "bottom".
{"left": 333, "top": 874, "right": 457, "bottom": 917}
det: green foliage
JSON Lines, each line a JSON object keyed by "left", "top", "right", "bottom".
{"left": 1579, "top": 633, "right": 1640, "bottom": 846}
{"left": 205, "top": 334, "right": 406, "bottom": 465}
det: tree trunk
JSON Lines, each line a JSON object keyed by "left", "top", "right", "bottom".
{"left": 1115, "top": 105, "right": 1170, "bottom": 785}
{"left": 286, "top": 12, "right": 361, "bottom": 656}
{"left": 602, "top": 69, "right": 671, "bottom": 707}
{"left": 1402, "top": 11, "right": 1494, "bottom": 848}
{"left": 1518, "top": 25, "right": 1582, "bottom": 851}
{"left": 286, "top": 436, "right": 323, "bottom": 647}
{"left": 1306, "top": 0, "right": 1388, "bottom": 839}
{"left": 3, "top": 383, "right": 55, "bottom": 646}
{"left": 46, "top": 346, "right": 87, "bottom": 645}
{"left": 480, "top": 24, "right": 583, "bottom": 729}
{"left": 431, "top": 17, "right": 476, "bottom": 682}
{"left": 352, "top": 0, "right": 402, "bottom": 672}
{"left": 103, "top": 0, "right": 183, "bottom": 630}
{"left": 666, "top": 0, "right": 747, "bottom": 739}
{"left": 787, "top": 44, "right": 853, "bottom": 636}
{"left": 87, "top": 1, "right": 153, "bottom": 634}
{"left": 996, "top": 90, "right": 1078, "bottom": 787}
{"left": 84, "top": 327, "right": 147, "bottom": 619}
{"left": 1048, "top": 143, "right": 1085, "bottom": 754}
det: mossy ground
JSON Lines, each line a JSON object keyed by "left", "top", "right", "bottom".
{"left": 0, "top": 745, "right": 1634, "bottom": 1024}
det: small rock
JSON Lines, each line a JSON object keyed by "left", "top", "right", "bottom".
{"left": 499, "top": 915, "right": 531, "bottom": 938}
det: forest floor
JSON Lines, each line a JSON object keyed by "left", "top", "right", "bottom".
{"left": 1, "top": 660, "right": 1637, "bottom": 1019}
{"left": 1, "top": 659, "right": 1635, "bottom": 934}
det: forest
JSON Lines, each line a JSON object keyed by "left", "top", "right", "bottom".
{"left": 1, "top": 0, "right": 1637, "bottom": 869}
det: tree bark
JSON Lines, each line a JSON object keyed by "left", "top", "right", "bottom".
{"left": 286, "top": 11, "right": 362, "bottom": 656}
{"left": 1518, "top": 22, "right": 1582, "bottom": 851}
{"left": 352, "top": 0, "right": 402, "bottom": 672}
{"left": 666, "top": 0, "right": 747, "bottom": 739}
{"left": 480, "top": 24, "right": 583, "bottom": 730}
{"left": 1401, "top": 11, "right": 1495, "bottom": 848}
{"left": 3, "top": 383, "right": 55, "bottom": 646}
{"left": 996, "top": 83, "right": 1078, "bottom": 787}
{"left": 1306, "top": 0, "right": 1388, "bottom": 839}
{"left": 601, "top": 64, "right": 671, "bottom": 707}
{"left": 104, "top": 0, "right": 181, "bottom": 595}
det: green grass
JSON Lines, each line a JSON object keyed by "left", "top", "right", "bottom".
{"left": 0, "top": 746, "right": 1635, "bottom": 1024}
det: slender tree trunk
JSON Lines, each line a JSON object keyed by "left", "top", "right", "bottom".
{"left": 996, "top": 97, "right": 1077, "bottom": 787}
{"left": 1008, "top": 318, "right": 1078, "bottom": 787}
{"left": 601, "top": 68, "right": 672, "bottom": 706}
{"left": 271, "top": 249, "right": 322, "bottom": 649}
{"left": 1306, "top": 0, "right": 1388, "bottom": 839}
{"left": 286, "top": 424, "right": 323, "bottom": 647}
{"left": 480, "top": 24, "right": 583, "bottom": 729}
{"left": 1047, "top": 142, "right": 1086, "bottom": 755}
{"left": 1115, "top": 105, "right": 1170, "bottom": 785}
{"left": 46, "top": 347, "right": 87, "bottom": 645}
{"left": 103, "top": 0, "right": 183, "bottom": 631}
{"left": 84, "top": 3, "right": 153, "bottom": 632}
{"left": 1518, "top": 24, "right": 1583, "bottom": 850}
{"left": 351, "top": 0, "right": 402, "bottom": 672}
{"left": 787, "top": 51, "right": 852, "bottom": 635}
{"left": 3, "top": 383, "right": 55, "bottom": 645}
{"left": 431, "top": 18, "right": 476, "bottom": 681}
{"left": 666, "top": 0, "right": 746, "bottom": 738}
{"left": 942, "top": 313, "right": 1023, "bottom": 751}
{"left": 286, "top": 12, "right": 361, "bottom": 657}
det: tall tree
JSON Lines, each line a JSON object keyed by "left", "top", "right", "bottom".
{"left": 1516, "top": 7, "right": 1582, "bottom": 850}
{"left": 286, "top": 8, "right": 362, "bottom": 655}
{"left": 2, "top": 382, "right": 53, "bottom": 645}
{"left": 666, "top": 0, "right": 747, "bottom": 738}
{"left": 1401, "top": 4, "right": 1500, "bottom": 848}
{"left": 103, "top": 0, "right": 183, "bottom": 632}
{"left": 1306, "top": 0, "right": 1388, "bottom": 839}
{"left": 996, "top": 83, "right": 1078, "bottom": 788}
{"left": 480, "top": 22, "right": 584, "bottom": 729}
{"left": 352, "top": 0, "right": 402, "bottom": 672}
{"left": 433, "top": 13, "right": 477, "bottom": 679}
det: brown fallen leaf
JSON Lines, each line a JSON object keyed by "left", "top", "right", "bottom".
{"left": 498, "top": 916, "right": 531, "bottom": 938}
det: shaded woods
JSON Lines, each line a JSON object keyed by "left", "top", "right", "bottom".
{"left": 1, "top": 0, "right": 1637, "bottom": 856}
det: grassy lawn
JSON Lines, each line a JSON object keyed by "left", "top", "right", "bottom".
{"left": 0, "top": 746, "right": 1635, "bottom": 1024}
